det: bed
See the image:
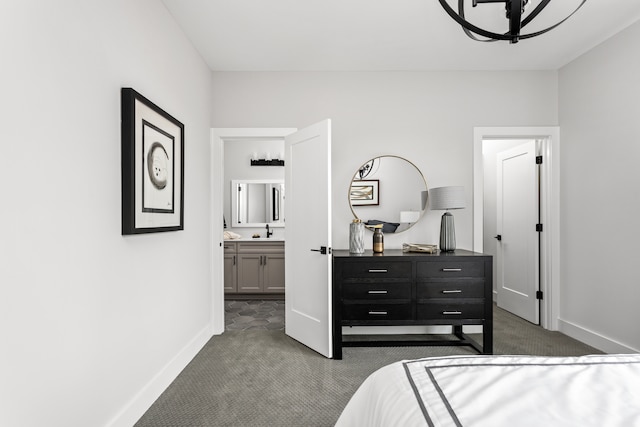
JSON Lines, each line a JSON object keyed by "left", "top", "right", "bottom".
{"left": 335, "top": 354, "right": 640, "bottom": 427}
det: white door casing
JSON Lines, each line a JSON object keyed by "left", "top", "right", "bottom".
{"left": 210, "top": 128, "right": 296, "bottom": 335}
{"left": 285, "top": 119, "right": 333, "bottom": 358}
{"left": 496, "top": 141, "right": 539, "bottom": 324}
{"left": 473, "top": 127, "right": 560, "bottom": 331}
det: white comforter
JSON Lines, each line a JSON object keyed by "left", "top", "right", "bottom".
{"left": 336, "top": 354, "right": 640, "bottom": 427}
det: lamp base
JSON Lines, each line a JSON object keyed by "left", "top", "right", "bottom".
{"left": 439, "top": 212, "right": 456, "bottom": 252}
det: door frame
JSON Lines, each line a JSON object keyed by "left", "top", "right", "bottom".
{"left": 210, "top": 128, "right": 297, "bottom": 335}
{"left": 473, "top": 127, "right": 560, "bottom": 330}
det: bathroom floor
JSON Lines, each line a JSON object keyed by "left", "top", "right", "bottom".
{"left": 224, "top": 300, "right": 285, "bottom": 331}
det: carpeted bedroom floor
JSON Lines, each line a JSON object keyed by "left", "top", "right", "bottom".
{"left": 135, "top": 304, "right": 601, "bottom": 427}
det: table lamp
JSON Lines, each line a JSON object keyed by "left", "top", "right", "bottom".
{"left": 429, "top": 186, "right": 466, "bottom": 252}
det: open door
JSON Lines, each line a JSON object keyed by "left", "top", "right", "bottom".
{"left": 496, "top": 140, "right": 540, "bottom": 324}
{"left": 284, "top": 119, "right": 332, "bottom": 358}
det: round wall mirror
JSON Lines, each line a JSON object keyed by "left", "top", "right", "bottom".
{"left": 348, "top": 155, "right": 428, "bottom": 233}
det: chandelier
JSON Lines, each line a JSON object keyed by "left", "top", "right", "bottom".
{"left": 439, "top": 0, "right": 587, "bottom": 44}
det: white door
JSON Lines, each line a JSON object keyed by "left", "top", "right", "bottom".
{"left": 284, "top": 119, "right": 332, "bottom": 357}
{"left": 496, "top": 140, "right": 540, "bottom": 324}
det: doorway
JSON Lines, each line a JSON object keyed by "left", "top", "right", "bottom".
{"left": 210, "top": 128, "right": 296, "bottom": 335}
{"left": 473, "top": 127, "right": 560, "bottom": 331}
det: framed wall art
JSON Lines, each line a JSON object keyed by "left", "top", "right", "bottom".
{"left": 121, "top": 88, "right": 184, "bottom": 234}
{"left": 350, "top": 179, "right": 379, "bottom": 206}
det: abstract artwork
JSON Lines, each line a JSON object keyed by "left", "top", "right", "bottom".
{"left": 121, "top": 88, "right": 184, "bottom": 234}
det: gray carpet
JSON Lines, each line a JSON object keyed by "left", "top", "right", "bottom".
{"left": 135, "top": 306, "right": 601, "bottom": 427}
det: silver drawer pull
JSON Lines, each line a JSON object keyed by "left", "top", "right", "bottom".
{"left": 368, "top": 269, "right": 388, "bottom": 273}
{"left": 442, "top": 268, "right": 462, "bottom": 272}
{"left": 442, "top": 311, "right": 462, "bottom": 315}
{"left": 442, "top": 290, "right": 462, "bottom": 294}
{"left": 368, "top": 311, "right": 388, "bottom": 315}
{"left": 368, "top": 290, "right": 388, "bottom": 294}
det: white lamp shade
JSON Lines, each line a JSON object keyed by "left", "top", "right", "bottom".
{"left": 429, "top": 186, "right": 466, "bottom": 210}
{"left": 400, "top": 211, "right": 421, "bottom": 223}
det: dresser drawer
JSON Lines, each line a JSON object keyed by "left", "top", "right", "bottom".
{"left": 417, "top": 260, "right": 484, "bottom": 278}
{"left": 342, "top": 282, "right": 412, "bottom": 300}
{"left": 223, "top": 242, "right": 236, "bottom": 254}
{"left": 417, "top": 301, "right": 484, "bottom": 320}
{"left": 340, "top": 261, "right": 412, "bottom": 279}
{"left": 416, "top": 278, "right": 484, "bottom": 299}
{"left": 342, "top": 302, "right": 412, "bottom": 321}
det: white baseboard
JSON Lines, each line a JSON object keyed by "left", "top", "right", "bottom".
{"left": 107, "top": 326, "right": 213, "bottom": 427}
{"left": 558, "top": 318, "right": 639, "bottom": 354}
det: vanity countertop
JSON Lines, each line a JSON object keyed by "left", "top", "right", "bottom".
{"left": 224, "top": 238, "right": 285, "bottom": 242}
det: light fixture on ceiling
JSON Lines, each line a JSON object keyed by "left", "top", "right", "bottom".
{"left": 439, "top": 0, "right": 587, "bottom": 44}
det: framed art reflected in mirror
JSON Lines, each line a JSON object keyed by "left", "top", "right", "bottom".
{"left": 350, "top": 179, "right": 379, "bottom": 206}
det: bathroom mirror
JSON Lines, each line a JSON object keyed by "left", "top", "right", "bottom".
{"left": 349, "top": 156, "right": 427, "bottom": 233}
{"left": 231, "top": 179, "right": 285, "bottom": 228}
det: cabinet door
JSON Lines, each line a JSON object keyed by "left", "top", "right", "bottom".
{"left": 223, "top": 254, "right": 237, "bottom": 293}
{"left": 263, "top": 253, "right": 285, "bottom": 293}
{"left": 237, "top": 254, "right": 263, "bottom": 292}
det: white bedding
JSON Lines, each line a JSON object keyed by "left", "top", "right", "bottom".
{"left": 336, "top": 354, "right": 640, "bottom": 427}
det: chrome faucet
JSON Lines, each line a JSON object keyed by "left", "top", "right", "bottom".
{"left": 266, "top": 224, "right": 273, "bottom": 238}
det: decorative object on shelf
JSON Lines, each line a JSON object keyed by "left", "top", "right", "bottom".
{"left": 349, "top": 219, "right": 365, "bottom": 254}
{"left": 370, "top": 224, "right": 384, "bottom": 253}
{"left": 402, "top": 243, "right": 438, "bottom": 253}
{"left": 438, "top": 0, "right": 587, "bottom": 44}
{"left": 400, "top": 210, "right": 421, "bottom": 226}
{"left": 429, "top": 186, "right": 466, "bottom": 252}
{"left": 350, "top": 179, "right": 379, "bottom": 206}
{"left": 121, "top": 88, "right": 184, "bottom": 235}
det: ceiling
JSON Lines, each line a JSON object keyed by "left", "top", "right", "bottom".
{"left": 162, "top": 0, "right": 640, "bottom": 71}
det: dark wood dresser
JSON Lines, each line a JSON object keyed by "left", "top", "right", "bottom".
{"left": 332, "top": 249, "right": 492, "bottom": 359}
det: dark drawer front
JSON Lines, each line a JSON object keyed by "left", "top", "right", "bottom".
{"left": 417, "top": 278, "right": 484, "bottom": 299}
{"left": 342, "top": 282, "right": 412, "bottom": 300}
{"left": 342, "top": 302, "right": 412, "bottom": 321}
{"left": 417, "top": 261, "right": 484, "bottom": 278}
{"left": 340, "top": 261, "right": 412, "bottom": 279}
{"left": 417, "top": 302, "right": 484, "bottom": 320}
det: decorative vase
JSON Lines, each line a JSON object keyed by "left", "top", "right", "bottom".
{"left": 373, "top": 227, "right": 384, "bottom": 253}
{"left": 349, "top": 219, "right": 365, "bottom": 254}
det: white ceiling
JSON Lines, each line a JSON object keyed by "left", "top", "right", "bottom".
{"left": 162, "top": 0, "right": 640, "bottom": 71}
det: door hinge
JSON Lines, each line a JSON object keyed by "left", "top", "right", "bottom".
{"left": 536, "top": 155, "right": 543, "bottom": 164}
{"left": 536, "top": 290, "right": 544, "bottom": 300}
{"left": 536, "top": 223, "right": 543, "bottom": 232}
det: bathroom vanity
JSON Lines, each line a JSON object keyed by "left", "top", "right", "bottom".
{"left": 224, "top": 239, "right": 285, "bottom": 298}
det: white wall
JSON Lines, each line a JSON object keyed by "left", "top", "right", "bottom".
{"left": 0, "top": 1, "right": 214, "bottom": 426}
{"left": 559, "top": 21, "right": 640, "bottom": 352}
{"left": 211, "top": 71, "right": 558, "bottom": 251}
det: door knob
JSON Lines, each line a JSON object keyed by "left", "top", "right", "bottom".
{"left": 310, "top": 246, "right": 330, "bottom": 255}
{"left": 494, "top": 235, "right": 502, "bottom": 241}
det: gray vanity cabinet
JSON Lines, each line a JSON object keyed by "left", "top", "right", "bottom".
{"left": 226, "top": 241, "right": 285, "bottom": 295}
{"left": 224, "top": 242, "right": 238, "bottom": 293}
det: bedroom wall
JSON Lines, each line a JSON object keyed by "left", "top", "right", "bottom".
{"left": 210, "top": 71, "right": 558, "bottom": 252}
{"left": 558, "top": 20, "right": 640, "bottom": 353}
{"left": 0, "top": 1, "right": 214, "bottom": 426}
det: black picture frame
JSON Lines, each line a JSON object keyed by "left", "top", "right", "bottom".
{"left": 121, "top": 88, "right": 184, "bottom": 234}
{"left": 350, "top": 179, "right": 379, "bottom": 206}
